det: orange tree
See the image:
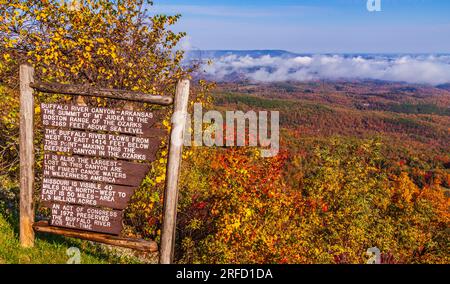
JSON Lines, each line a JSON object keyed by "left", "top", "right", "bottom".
{"left": 177, "top": 146, "right": 306, "bottom": 263}
{"left": 177, "top": 137, "right": 449, "bottom": 263}
{"left": 291, "top": 137, "right": 449, "bottom": 263}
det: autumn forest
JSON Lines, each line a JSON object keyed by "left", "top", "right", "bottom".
{"left": 0, "top": 1, "right": 448, "bottom": 264}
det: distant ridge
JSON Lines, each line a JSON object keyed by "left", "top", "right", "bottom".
{"left": 437, "top": 83, "right": 450, "bottom": 91}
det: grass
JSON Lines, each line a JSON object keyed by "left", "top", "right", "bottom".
{"left": 0, "top": 211, "right": 143, "bottom": 264}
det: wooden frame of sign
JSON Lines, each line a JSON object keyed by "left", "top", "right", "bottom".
{"left": 19, "top": 64, "right": 189, "bottom": 264}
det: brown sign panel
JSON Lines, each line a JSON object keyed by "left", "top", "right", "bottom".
{"left": 43, "top": 153, "right": 150, "bottom": 186}
{"left": 41, "top": 103, "right": 158, "bottom": 136}
{"left": 43, "top": 128, "right": 160, "bottom": 161}
{"left": 49, "top": 203, "right": 123, "bottom": 235}
{"left": 41, "top": 178, "right": 136, "bottom": 209}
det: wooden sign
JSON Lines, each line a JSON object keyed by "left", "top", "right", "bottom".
{"left": 43, "top": 153, "right": 150, "bottom": 187}
{"left": 41, "top": 103, "right": 157, "bottom": 136}
{"left": 49, "top": 203, "right": 123, "bottom": 235}
{"left": 43, "top": 128, "right": 160, "bottom": 161}
{"left": 20, "top": 64, "right": 189, "bottom": 263}
{"left": 41, "top": 178, "right": 136, "bottom": 209}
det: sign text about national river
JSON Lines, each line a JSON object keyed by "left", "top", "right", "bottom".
{"left": 40, "top": 103, "right": 163, "bottom": 235}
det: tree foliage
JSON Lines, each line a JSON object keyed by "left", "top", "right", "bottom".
{"left": 178, "top": 138, "right": 449, "bottom": 264}
{"left": 0, "top": 0, "right": 188, "bottom": 93}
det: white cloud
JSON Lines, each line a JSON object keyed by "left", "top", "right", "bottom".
{"left": 199, "top": 54, "right": 450, "bottom": 85}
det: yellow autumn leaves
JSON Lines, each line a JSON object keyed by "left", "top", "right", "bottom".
{"left": 1, "top": 0, "right": 188, "bottom": 92}
{"left": 0, "top": 0, "right": 195, "bottom": 239}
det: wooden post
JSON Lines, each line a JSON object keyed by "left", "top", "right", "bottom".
{"left": 19, "top": 64, "right": 35, "bottom": 247}
{"left": 160, "top": 79, "right": 190, "bottom": 264}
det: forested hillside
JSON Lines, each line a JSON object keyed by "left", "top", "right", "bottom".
{"left": 172, "top": 81, "right": 449, "bottom": 263}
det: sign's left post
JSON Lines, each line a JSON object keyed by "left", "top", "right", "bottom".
{"left": 19, "top": 64, "right": 35, "bottom": 247}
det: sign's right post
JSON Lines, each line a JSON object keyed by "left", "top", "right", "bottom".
{"left": 159, "top": 79, "right": 190, "bottom": 264}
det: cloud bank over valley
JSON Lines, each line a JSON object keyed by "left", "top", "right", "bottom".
{"left": 189, "top": 52, "right": 450, "bottom": 86}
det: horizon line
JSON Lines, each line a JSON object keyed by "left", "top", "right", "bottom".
{"left": 185, "top": 49, "right": 450, "bottom": 55}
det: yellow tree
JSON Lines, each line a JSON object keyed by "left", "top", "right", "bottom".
{"left": 0, "top": 0, "right": 189, "bottom": 92}
{"left": 0, "top": 0, "right": 204, "bottom": 239}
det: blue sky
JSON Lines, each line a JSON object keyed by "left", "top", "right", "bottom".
{"left": 151, "top": 0, "right": 450, "bottom": 53}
